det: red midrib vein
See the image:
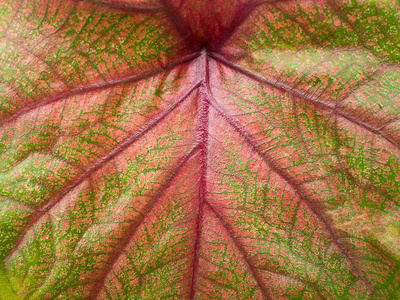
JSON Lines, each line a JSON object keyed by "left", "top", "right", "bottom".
{"left": 189, "top": 51, "right": 209, "bottom": 300}
{"left": 188, "top": 52, "right": 274, "bottom": 300}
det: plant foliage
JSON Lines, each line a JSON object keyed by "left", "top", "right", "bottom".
{"left": 0, "top": 0, "right": 400, "bottom": 299}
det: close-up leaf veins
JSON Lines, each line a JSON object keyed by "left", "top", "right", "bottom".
{"left": 0, "top": 0, "right": 400, "bottom": 299}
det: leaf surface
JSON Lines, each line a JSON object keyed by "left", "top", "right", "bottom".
{"left": 0, "top": 0, "right": 400, "bottom": 299}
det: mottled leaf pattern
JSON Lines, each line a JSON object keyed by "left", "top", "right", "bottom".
{"left": 0, "top": 0, "right": 399, "bottom": 299}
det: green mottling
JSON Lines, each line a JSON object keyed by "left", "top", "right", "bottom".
{"left": 243, "top": 0, "right": 400, "bottom": 63}
{"left": 0, "top": 265, "right": 21, "bottom": 300}
{"left": 1, "top": 0, "right": 400, "bottom": 298}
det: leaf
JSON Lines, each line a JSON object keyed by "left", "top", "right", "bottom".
{"left": 0, "top": 0, "right": 400, "bottom": 299}
{"left": 0, "top": 265, "right": 22, "bottom": 300}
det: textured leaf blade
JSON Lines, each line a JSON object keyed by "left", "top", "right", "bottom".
{"left": 1, "top": 0, "right": 400, "bottom": 299}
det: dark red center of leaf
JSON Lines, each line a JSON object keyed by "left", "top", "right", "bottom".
{"left": 164, "top": 0, "right": 260, "bottom": 50}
